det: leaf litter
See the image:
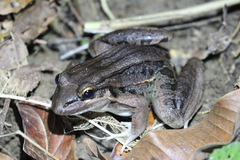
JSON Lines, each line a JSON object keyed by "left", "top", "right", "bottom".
{"left": 0, "top": 0, "right": 240, "bottom": 160}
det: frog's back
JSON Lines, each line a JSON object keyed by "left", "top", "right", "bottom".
{"left": 66, "top": 44, "right": 171, "bottom": 86}
{"left": 108, "top": 58, "right": 176, "bottom": 95}
{"left": 96, "top": 45, "right": 177, "bottom": 97}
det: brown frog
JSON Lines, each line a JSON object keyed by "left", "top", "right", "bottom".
{"left": 52, "top": 28, "right": 204, "bottom": 152}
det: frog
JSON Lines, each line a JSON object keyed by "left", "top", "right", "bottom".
{"left": 51, "top": 28, "right": 204, "bottom": 153}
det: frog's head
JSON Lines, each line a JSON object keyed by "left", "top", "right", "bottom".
{"left": 51, "top": 72, "right": 111, "bottom": 115}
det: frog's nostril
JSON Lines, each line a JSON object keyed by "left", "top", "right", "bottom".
{"left": 64, "top": 97, "right": 80, "bottom": 108}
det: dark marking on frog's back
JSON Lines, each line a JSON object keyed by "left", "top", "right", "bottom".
{"left": 153, "top": 61, "right": 164, "bottom": 69}
{"left": 160, "top": 83, "right": 175, "bottom": 90}
{"left": 119, "top": 85, "right": 145, "bottom": 95}
{"left": 160, "top": 67, "right": 175, "bottom": 78}
{"left": 65, "top": 45, "right": 170, "bottom": 86}
{"left": 103, "top": 60, "right": 165, "bottom": 88}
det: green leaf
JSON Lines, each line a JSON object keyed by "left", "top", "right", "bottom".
{"left": 81, "top": 39, "right": 89, "bottom": 45}
{"left": 209, "top": 141, "right": 240, "bottom": 160}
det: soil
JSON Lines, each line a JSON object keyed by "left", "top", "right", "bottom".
{"left": 1, "top": 0, "right": 240, "bottom": 160}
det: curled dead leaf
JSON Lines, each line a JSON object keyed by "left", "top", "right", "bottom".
{"left": 122, "top": 89, "right": 240, "bottom": 160}
{"left": 0, "top": 63, "right": 54, "bottom": 96}
{"left": 16, "top": 97, "right": 77, "bottom": 160}
{"left": 83, "top": 89, "right": 240, "bottom": 160}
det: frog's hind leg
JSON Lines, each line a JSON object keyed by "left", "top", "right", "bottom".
{"left": 175, "top": 57, "right": 204, "bottom": 128}
{"left": 151, "top": 57, "right": 204, "bottom": 129}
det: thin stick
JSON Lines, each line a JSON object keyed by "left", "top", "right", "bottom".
{"left": 0, "top": 98, "right": 10, "bottom": 134}
{"left": 76, "top": 115, "right": 114, "bottom": 136}
{"left": 164, "top": 16, "right": 221, "bottom": 30}
{"left": 100, "top": 0, "right": 115, "bottom": 20}
{"left": 0, "top": 94, "right": 51, "bottom": 109}
{"left": 0, "top": 130, "right": 58, "bottom": 160}
{"left": 231, "top": 21, "right": 240, "bottom": 39}
{"left": 84, "top": 0, "right": 240, "bottom": 33}
{"left": 60, "top": 43, "right": 89, "bottom": 60}
{"left": 76, "top": 114, "right": 131, "bottom": 150}
{"left": 68, "top": 1, "right": 85, "bottom": 26}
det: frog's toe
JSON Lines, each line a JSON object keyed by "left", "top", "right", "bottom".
{"left": 120, "top": 134, "right": 138, "bottom": 154}
{"left": 107, "top": 131, "right": 138, "bottom": 154}
{"left": 106, "top": 122, "right": 139, "bottom": 154}
{"left": 106, "top": 122, "right": 131, "bottom": 140}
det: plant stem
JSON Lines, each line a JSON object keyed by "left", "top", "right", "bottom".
{"left": 84, "top": 0, "right": 240, "bottom": 33}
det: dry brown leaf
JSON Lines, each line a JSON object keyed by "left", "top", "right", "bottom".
{"left": 189, "top": 7, "right": 232, "bottom": 60}
{"left": 123, "top": 89, "right": 240, "bottom": 160}
{"left": 0, "top": 0, "right": 33, "bottom": 15}
{"left": 147, "top": 109, "right": 155, "bottom": 126}
{"left": 191, "top": 24, "right": 232, "bottom": 60}
{"left": 1, "top": 63, "right": 54, "bottom": 96}
{"left": 16, "top": 97, "right": 77, "bottom": 160}
{"left": 13, "top": 1, "right": 56, "bottom": 42}
{"left": 111, "top": 142, "right": 129, "bottom": 159}
{"left": 0, "top": 152, "right": 14, "bottom": 160}
{"left": 83, "top": 138, "right": 112, "bottom": 160}
{"left": 0, "top": 33, "right": 28, "bottom": 70}
{"left": 83, "top": 89, "right": 240, "bottom": 160}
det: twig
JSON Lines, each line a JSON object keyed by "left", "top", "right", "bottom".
{"left": 34, "top": 39, "right": 47, "bottom": 45}
{"left": 60, "top": 43, "right": 89, "bottom": 60}
{"left": 0, "top": 98, "right": 10, "bottom": 134}
{"left": 0, "top": 94, "right": 51, "bottom": 109}
{"left": 76, "top": 114, "right": 131, "bottom": 150}
{"left": 0, "top": 130, "right": 58, "bottom": 160}
{"left": 84, "top": 0, "right": 240, "bottom": 33}
{"left": 76, "top": 115, "right": 114, "bottom": 136}
{"left": 164, "top": 16, "right": 221, "bottom": 30}
{"left": 233, "top": 46, "right": 240, "bottom": 57}
{"left": 100, "top": 0, "right": 115, "bottom": 20}
{"left": 47, "top": 37, "right": 84, "bottom": 45}
{"left": 231, "top": 21, "right": 240, "bottom": 39}
{"left": 68, "top": 1, "right": 85, "bottom": 26}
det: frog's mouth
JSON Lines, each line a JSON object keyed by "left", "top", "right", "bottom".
{"left": 63, "top": 97, "right": 81, "bottom": 108}
{"left": 55, "top": 97, "right": 110, "bottom": 116}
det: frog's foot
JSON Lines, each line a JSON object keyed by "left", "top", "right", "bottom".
{"left": 106, "top": 122, "right": 138, "bottom": 154}
{"left": 120, "top": 133, "right": 138, "bottom": 154}
{"left": 106, "top": 122, "right": 131, "bottom": 140}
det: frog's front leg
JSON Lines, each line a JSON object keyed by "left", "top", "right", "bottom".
{"left": 107, "top": 93, "right": 150, "bottom": 153}
{"left": 152, "top": 58, "right": 204, "bottom": 128}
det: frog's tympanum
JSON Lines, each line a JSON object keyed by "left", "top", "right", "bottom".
{"left": 52, "top": 28, "right": 204, "bottom": 152}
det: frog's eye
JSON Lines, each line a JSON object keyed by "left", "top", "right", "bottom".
{"left": 81, "top": 87, "right": 95, "bottom": 99}
{"left": 55, "top": 74, "right": 60, "bottom": 85}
